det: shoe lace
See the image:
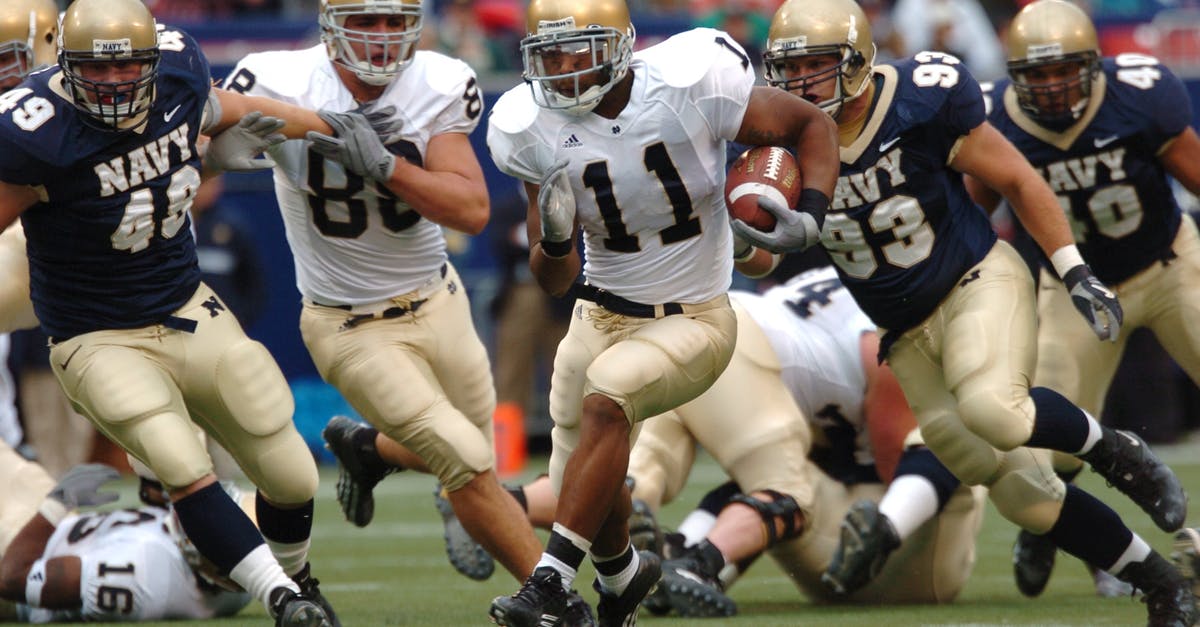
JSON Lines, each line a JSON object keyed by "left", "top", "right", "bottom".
{"left": 513, "top": 571, "right": 563, "bottom": 607}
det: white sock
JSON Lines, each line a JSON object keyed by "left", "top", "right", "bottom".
{"left": 534, "top": 554, "right": 579, "bottom": 591}
{"left": 1107, "top": 534, "right": 1152, "bottom": 575}
{"left": 594, "top": 548, "right": 641, "bottom": 595}
{"left": 265, "top": 538, "right": 310, "bottom": 578}
{"left": 678, "top": 510, "right": 717, "bottom": 547}
{"left": 1074, "top": 410, "right": 1104, "bottom": 455}
{"left": 229, "top": 544, "right": 297, "bottom": 613}
{"left": 878, "top": 475, "right": 939, "bottom": 540}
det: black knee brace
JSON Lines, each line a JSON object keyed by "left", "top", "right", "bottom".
{"left": 726, "top": 489, "right": 805, "bottom": 547}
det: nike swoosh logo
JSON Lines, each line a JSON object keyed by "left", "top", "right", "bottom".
{"left": 1094, "top": 135, "right": 1119, "bottom": 148}
{"left": 163, "top": 104, "right": 182, "bottom": 123}
{"left": 879, "top": 136, "right": 901, "bottom": 152}
{"left": 58, "top": 345, "right": 81, "bottom": 371}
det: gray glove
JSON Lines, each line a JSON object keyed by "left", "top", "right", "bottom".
{"left": 205, "top": 111, "right": 286, "bottom": 172}
{"left": 49, "top": 464, "right": 121, "bottom": 510}
{"left": 307, "top": 110, "right": 396, "bottom": 183}
{"left": 537, "top": 159, "right": 576, "bottom": 248}
{"left": 731, "top": 195, "right": 821, "bottom": 253}
{"left": 358, "top": 105, "right": 403, "bottom": 138}
{"left": 1063, "top": 265, "right": 1123, "bottom": 342}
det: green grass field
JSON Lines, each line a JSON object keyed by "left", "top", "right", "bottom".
{"left": 123, "top": 439, "right": 1200, "bottom": 626}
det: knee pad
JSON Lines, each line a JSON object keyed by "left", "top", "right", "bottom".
{"left": 385, "top": 404, "right": 492, "bottom": 492}
{"left": 726, "top": 490, "right": 806, "bottom": 548}
{"left": 987, "top": 451, "right": 1066, "bottom": 533}
{"left": 957, "top": 391, "right": 1035, "bottom": 452}
{"left": 919, "top": 413, "right": 1000, "bottom": 486}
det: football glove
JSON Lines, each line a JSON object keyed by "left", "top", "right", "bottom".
{"left": 49, "top": 464, "right": 121, "bottom": 510}
{"left": 1062, "top": 264, "right": 1123, "bottom": 342}
{"left": 537, "top": 159, "right": 576, "bottom": 257}
{"left": 731, "top": 194, "right": 822, "bottom": 253}
{"left": 308, "top": 110, "right": 397, "bottom": 183}
{"left": 205, "top": 111, "right": 286, "bottom": 172}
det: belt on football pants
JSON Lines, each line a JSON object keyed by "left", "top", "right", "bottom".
{"left": 569, "top": 283, "right": 684, "bottom": 318}
{"left": 313, "top": 263, "right": 448, "bottom": 330}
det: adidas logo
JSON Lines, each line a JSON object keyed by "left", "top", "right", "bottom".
{"left": 562, "top": 134, "right": 583, "bottom": 148}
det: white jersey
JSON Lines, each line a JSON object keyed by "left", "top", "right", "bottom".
{"left": 22, "top": 508, "right": 250, "bottom": 623}
{"left": 225, "top": 46, "right": 481, "bottom": 305}
{"left": 731, "top": 266, "right": 879, "bottom": 470}
{"left": 488, "top": 28, "right": 755, "bottom": 304}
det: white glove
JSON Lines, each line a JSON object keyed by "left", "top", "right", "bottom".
{"left": 307, "top": 110, "right": 397, "bottom": 183}
{"left": 731, "top": 195, "right": 821, "bottom": 253}
{"left": 205, "top": 111, "right": 285, "bottom": 172}
{"left": 537, "top": 159, "right": 576, "bottom": 253}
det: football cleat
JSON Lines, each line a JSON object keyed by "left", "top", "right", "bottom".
{"left": 292, "top": 563, "right": 341, "bottom": 627}
{"left": 1012, "top": 529, "right": 1057, "bottom": 598}
{"left": 490, "top": 567, "right": 594, "bottom": 627}
{"left": 821, "top": 500, "right": 901, "bottom": 596}
{"left": 1115, "top": 551, "right": 1198, "bottom": 627}
{"left": 628, "top": 499, "right": 663, "bottom": 557}
{"left": 1090, "top": 565, "right": 1134, "bottom": 598}
{"left": 322, "top": 415, "right": 396, "bottom": 527}
{"left": 268, "top": 586, "right": 332, "bottom": 627}
{"left": 1173, "top": 526, "right": 1200, "bottom": 591}
{"left": 433, "top": 483, "right": 495, "bottom": 580}
{"left": 593, "top": 550, "right": 661, "bottom": 627}
{"left": 1080, "top": 428, "right": 1187, "bottom": 532}
{"left": 646, "top": 543, "right": 736, "bottom": 618}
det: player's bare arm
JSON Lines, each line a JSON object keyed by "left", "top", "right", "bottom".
{"left": 0, "top": 180, "right": 39, "bottom": 233}
{"left": 962, "top": 173, "right": 1003, "bottom": 216}
{"left": 1158, "top": 126, "right": 1200, "bottom": 194}
{"left": 210, "top": 87, "right": 333, "bottom": 139}
{"left": 950, "top": 121, "right": 1075, "bottom": 257}
{"left": 736, "top": 86, "right": 840, "bottom": 200}
{"left": 381, "top": 131, "right": 489, "bottom": 235}
{"left": 0, "top": 511, "right": 56, "bottom": 603}
{"left": 524, "top": 180, "right": 581, "bottom": 298}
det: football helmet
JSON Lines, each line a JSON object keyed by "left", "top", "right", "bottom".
{"left": 763, "top": 0, "right": 876, "bottom": 119}
{"left": 320, "top": 0, "right": 423, "bottom": 86}
{"left": 0, "top": 0, "right": 58, "bottom": 90}
{"left": 1007, "top": 0, "right": 1101, "bottom": 124}
{"left": 58, "top": 0, "right": 159, "bottom": 130}
{"left": 521, "top": 0, "right": 636, "bottom": 115}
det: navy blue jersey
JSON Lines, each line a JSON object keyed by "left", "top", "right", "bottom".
{"left": 823, "top": 53, "right": 996, "bottom": 336}
{"left": 986, "top": 55, "right": 1189, "bottom": 285}
{"left": 0, "top": 26, "right": 209, "bottom": 339}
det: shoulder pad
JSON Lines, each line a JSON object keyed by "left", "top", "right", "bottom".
{"left": 413, "top": 51, "right": 476, "bottom": 97}
{"left": 488, "top": 85, "right": 539, "bottom": 136}
{"left": 638, "top": 28, "right": 746, "bottom": 89}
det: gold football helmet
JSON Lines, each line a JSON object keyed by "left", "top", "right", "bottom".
{"left": 1007, "top": 0, "right": 1101, "bottom": 124}
{"left": 521, "top": 0, "right": 636, "bottom": 115}
{"left": 764, "top": 0, "right": 876, "bottom": 118}
{"left": 0, "top": 0, "right": 58, "bottom": 90}
{"left": 59, "top": 0, "right": 159, "bottom": 129}
{"left": 320, "top": 0, "right": 423, "bottom": 86}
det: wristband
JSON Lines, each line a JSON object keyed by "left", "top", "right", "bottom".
{"left": 1049, "top": 244, "right": 1086, "bottom": 280}
{"left": 797, "top": 188, "right": 830, "bottom": 229}
{"left": 38, "top": 499, "right": 68, "bottom": 526}
{"left": 25, "top": 559, "right": 46, "bottom": 606}
{"left": 539, "top": 238, "right": 572, "bottom": 259}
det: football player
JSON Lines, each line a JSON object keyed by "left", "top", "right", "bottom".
{"left": 0, "top": 0, "right": 351, "bottom": 625}
{"left": 0, "top": 0, "right": 57, "bottom": 335}
{"left": 0, "top": 465, "right": 254, "bottom": 623}
{"left": 734, "top": 0, "right": 1197, "bottom": 623}
{"left": 485, "top": 0, "right": 840, "bottom": 623}
{"left": 221, "top": 0, "right": 545, "bottom": 590}
{"left": 963, "top": 0, "right": 1200, "bottom": 599}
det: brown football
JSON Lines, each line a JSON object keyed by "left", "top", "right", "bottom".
{"left": 724, "top": 146, "right": 802, "bottom": 231}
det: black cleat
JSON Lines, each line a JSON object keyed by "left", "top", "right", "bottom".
{"left": 628, "top": 499, "right": 662, "bottom": 558}
{"left": 594, "top": 550, "right": 661, "bottom": 627}
{"left": 269, "top": 586, "right": 332, "bottom": 627}
{"left": 1012, "top": 529, "right": 1057, "bottom": 598}
{"left": 646, "top": 543, "right": 735, "bottom": 618}
{"left": 292, "top": 564, "right": 341, "bottom": 627}
{"left": 490, "top": 567, "right": 594, "bottom": 627}
{"left": 433, "top": 483, "right": 495, "bottom": 580}
{"left": 1173, "top": 526, "right": 1200, "bottom": 592}
{"left": 1080, "top": 429, "right": 1188, "bottom": 532}
{"left": 321, "top": 415, "right": 395, "bottom": 527}
{"left": 1116, "top": 552, "right": 1199, "bottom": 627}
{"left": 821, "top": 500, "right": 901, "bottom": 596}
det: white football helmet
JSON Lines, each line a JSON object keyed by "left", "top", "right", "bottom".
{"left": 59, "top": 0, "right": 159, "bottom": 129}
{"left": 520, "top": 0, "right": 636, "bottom": 115}
{"left": 0, "top": 0, "right": 58, "bottom": 91}
{"left": 320, "top": 0, "right": 423, "bottom": 86}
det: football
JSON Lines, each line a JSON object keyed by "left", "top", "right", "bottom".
{"left": 724, "top": 146, "right": 802, "bottom": 231}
